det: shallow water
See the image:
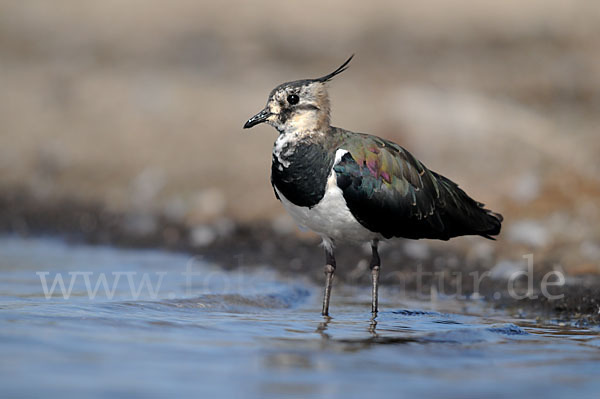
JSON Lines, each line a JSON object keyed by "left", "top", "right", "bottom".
{"left": 1, "top": 236, "right": 599, "bottom": 398}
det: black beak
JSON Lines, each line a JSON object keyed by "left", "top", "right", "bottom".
{"left": 243, "top": 108, "right": 271, "bottom": 129}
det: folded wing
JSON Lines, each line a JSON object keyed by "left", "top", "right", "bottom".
{"left": 334, "top": 134, "right": 502, "bottom": 240}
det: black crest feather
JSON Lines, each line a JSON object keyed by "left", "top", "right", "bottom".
{"left": 313, "top": 54, "right": 354, "bottom": 83}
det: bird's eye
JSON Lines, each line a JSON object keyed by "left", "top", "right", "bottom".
{"left": 287, "top": 94, "right": 299, "bottom": 105}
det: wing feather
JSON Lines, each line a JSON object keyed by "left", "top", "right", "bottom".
{"left": 334, "top": 133, "right": 502, "bottom": 240}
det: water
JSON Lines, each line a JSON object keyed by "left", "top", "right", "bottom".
{"left": 1, "top": 236, "right": 599, "bottom": 398}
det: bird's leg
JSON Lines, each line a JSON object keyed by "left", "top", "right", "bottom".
{"left": 322, "top": 249, "right": 336, "bottom": 316}
{"left": 370, "top": 240, "right": 381, "bottom": 314}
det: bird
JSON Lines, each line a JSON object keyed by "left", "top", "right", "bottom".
{"left": 243, "top": 55, "right": 503, "bottom": 316}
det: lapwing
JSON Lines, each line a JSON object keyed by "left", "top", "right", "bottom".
{"left": 243, "top": 56, "right": 503, "bottom": 316}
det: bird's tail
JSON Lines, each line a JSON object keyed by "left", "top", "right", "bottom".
{"left": 435, "top": 173, "right": 503, "bottom": 240}
{"left": 477, "top": 207, "right": 503, "bottom": 240}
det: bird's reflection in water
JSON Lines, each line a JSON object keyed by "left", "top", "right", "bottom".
{"left": 315, "top": 313, "right": 379, "bottom": 342}
{"left": 316, "top": 315, "right": 332, "bottom": 340}
{"left": 368, "top": 313, "right": 378, "bottom": 337}
{"left": 314, "top": 311, "right": 421, "bottom": 349}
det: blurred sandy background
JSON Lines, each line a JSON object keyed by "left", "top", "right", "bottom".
{"left": 1, "top": 1, "right": 599, "bottom": 272}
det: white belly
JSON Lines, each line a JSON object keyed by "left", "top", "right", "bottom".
{"left": 274, "top": 167, "right": 380, "bottom": 248}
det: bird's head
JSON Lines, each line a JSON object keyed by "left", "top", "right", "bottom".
{"left": 243, "top": 55, "right": 353, "bottom": 134}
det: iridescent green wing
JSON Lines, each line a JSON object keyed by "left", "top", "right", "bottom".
{"left": 333, "top": 132, "right": 501, "bottom": 240}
